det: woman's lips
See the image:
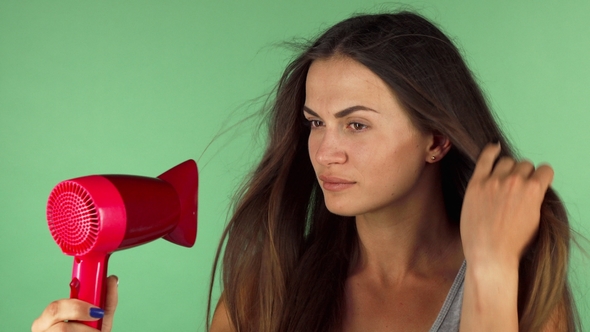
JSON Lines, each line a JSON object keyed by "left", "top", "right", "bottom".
{"left": 319, "top": 175, "right": 356, "bottom": 191}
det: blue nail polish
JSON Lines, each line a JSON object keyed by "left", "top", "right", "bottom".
{"left": 89, "top": 307, "right": 105, "bottom": 319}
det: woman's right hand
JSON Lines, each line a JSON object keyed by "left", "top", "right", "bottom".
{"left": 31, "top": 275, "right": 119, "bottom": 332}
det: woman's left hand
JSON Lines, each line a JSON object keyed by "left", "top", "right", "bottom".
{"left": 460, "top": 143, "right": 554, "bottom": 270}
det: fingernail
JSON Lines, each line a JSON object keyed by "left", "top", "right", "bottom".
{"left": 89, "top": 307, "right": 105, "bottom": 319}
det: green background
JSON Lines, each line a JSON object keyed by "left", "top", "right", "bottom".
{"left": 1, "top": 0, "right": 588, "bottom": 331}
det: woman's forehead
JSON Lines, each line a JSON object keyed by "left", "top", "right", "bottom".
{"left": 305, "top": 57, "right": 400, "bottom": 114}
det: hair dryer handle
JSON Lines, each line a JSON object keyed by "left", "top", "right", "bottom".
{"left": 70, "top": 253, "right": 111, "bottom": 329}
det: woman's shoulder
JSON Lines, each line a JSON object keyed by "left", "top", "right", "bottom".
{"left": 210, "top": 295, "right": 234, "bottom": 332}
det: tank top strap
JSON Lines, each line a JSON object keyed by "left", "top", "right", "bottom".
{"left": 429, "top": 261, "right": 466, "bottom": 332}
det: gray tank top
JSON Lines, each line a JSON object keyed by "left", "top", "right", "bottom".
{"left": 428, "top": 261, "right": 466, "bottom": 332}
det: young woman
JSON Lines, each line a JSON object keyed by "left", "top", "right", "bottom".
{"left": 32, "top": 11, "right": 579, "bottom": 332}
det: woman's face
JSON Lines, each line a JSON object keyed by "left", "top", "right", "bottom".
{"left": 304, "top": 56, "right": 435, "bottom": 218}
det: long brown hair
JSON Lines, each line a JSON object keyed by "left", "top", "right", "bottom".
{"left": 207, "top": 11, "right": 579, "bottom": 331}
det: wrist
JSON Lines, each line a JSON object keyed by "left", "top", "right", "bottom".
{"left": 465, "top": 259, "right": 519, "bottom": 291}
{"left": 464, "top": 247, "right": 521, "bottom": 273}
{"left": 460, "top": 261, "right": 520, "bottom": 332}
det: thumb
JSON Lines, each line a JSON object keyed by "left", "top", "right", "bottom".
{"left": 100, "top": 275, "right": 119, "bottom": 332}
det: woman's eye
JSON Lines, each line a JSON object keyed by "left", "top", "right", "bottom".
{"left": 309, "top": 119, "right": 323, "bottom": 128}
{"left": 349, "top": 122, "right": 367, "bottom": 131}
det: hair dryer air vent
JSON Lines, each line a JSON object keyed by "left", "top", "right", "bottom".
{"left": 47, "top": 181, "right": 100, "bottom": 256}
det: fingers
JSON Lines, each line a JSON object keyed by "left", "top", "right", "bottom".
{"left": 494, "top": 158, "right": 535, "bottom": 179}
{"left": 43, "top": 321, "right": 98, "bottom": 332}
{"left": 472, "top": 143, "right": 502, "bottom": 180}
{"left": 100, "top": 276, "right": 119, "bottom": 332}
{"left": 473, "top": 143, "right": 549, "bottom": 185}
{"left": 31, "top": 299, "right": 102, "bottom": 332}
{"left": 32, "top": 275, "right": 119, "bottom": 332}
{"left": 492, "top": 157, "right": 516, "bottom": 177}
{"left": 531, "top": 164, "right": 554, "bottom": 191}
{"left": 512, "top": 160, "right": 535, "bottom": 178}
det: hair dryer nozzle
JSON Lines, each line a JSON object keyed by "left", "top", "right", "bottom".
{"left": 158, "top": 159, "right": 198, "bottom": 247}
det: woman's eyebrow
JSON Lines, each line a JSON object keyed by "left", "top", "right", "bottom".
{"left": 303, "top": 105, "right": 378, "bottom": 118}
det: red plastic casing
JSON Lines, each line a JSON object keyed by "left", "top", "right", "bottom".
{"left": 46, "top": 160, "right": 198, "bottom": 329}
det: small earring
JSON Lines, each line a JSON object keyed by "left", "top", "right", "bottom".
{"left": 431, "top": 156, "right": 436, "bottom": 160}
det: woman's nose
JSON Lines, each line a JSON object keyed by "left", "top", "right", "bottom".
{"left": 314, "top": 131, "right": 347, "bottom": 166}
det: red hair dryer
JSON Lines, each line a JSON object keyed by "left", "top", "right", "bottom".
{"left": 46, "top": 160, "right": 198, "bottom": 329}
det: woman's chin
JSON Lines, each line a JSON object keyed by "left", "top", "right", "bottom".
{"left": 324, "top": 202, "right": 359, "bottom": 217}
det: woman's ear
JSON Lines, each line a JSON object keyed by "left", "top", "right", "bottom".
{"left": 426, "top": 133, "right": 451, "bottom": 163}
